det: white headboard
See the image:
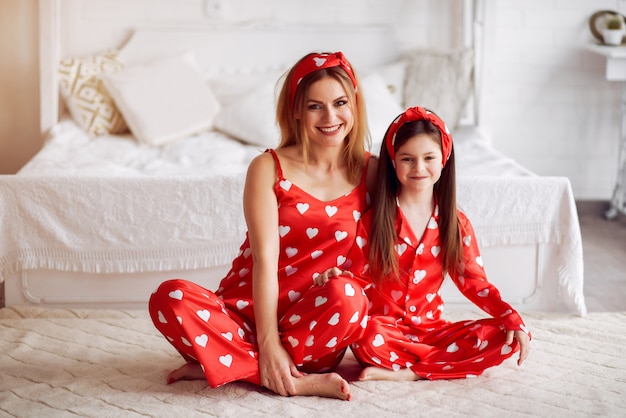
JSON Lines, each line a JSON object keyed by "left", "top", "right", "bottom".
{"left": 39, "top": 0, "right": 485, "bottom": 136}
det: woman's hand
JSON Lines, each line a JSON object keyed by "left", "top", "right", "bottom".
{"left": 506, "top": 329, "right": 530, "bottom": 366}
{"left": 314, "top": 267, "right": 353, "bottom": 286}
{"left": 258, "top": 339, "right": 303, "bottom": 396}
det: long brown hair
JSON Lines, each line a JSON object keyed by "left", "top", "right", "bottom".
{"left": 275, "top": 53, "right": 370, "bottom": 183}
{"left": 369, "top": 118, "right": 461, "bottom": 282}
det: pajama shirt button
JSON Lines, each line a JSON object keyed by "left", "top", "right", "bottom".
{"left": 409, "top": 306, "right": 416, "bottom": 312}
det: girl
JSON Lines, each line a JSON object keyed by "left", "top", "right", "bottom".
{"left": 320, "top": 106, "right": 530, "bottom": 381}
{"left": 148, "top": 51, "right": 377, "bottom": 400}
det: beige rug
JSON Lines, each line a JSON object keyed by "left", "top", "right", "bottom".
{"left": 1, "top": 306, "right": 624, "bottom": 417}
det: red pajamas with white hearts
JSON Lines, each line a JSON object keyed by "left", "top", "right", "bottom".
{"left": 149, "top": 150, "right": 371, "bottom": 388}
{"left": 348, "top": 205, "right": 531, "bottom": 379}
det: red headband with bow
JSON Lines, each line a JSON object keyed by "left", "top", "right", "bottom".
{"left": 289, "top": 52, "right": 358, "bottom": 106}
{"left": 384, "top": 107, "right": 453, "bottom": 166}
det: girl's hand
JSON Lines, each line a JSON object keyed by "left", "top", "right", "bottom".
{"left": 314, "top": 267, "right": 353, "bottom": 286}
{"left": 506, "top": 329, "right": 530, "bottom": 366}
{"left": 258, "top": 340, "right": 302, "bottom": 397}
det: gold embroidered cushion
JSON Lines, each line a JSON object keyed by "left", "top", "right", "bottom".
{"left": 58, "top": 49, "right": 128, "bottom": 135}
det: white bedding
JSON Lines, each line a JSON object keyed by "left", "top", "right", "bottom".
{"left": 0, "top": 119, "right": 585, "bottom": 314}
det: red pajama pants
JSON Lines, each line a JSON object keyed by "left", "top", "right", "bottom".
{"left": 149, "top": 278, "right": 368, "bottom": 388}
{"left": 351, "top": 316, "right": 519, "bottom": 380}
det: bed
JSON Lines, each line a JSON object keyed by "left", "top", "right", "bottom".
{"left": 1, "top": 1, "right": 615, "bottom": 416}
{"left": 0, "top": 0, "right": 585, "bottom": 318}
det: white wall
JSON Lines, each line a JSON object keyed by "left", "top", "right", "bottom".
{"left": 482, "top": 0, "right": 626, "bottom": 200}
{"left": 0, "top": 0, "right": 622, "bottom": 200}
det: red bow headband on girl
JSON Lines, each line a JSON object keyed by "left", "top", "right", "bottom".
{"left": 289, "top": 51, "right": 358, "bottom": 106}
{"left": 384, "top": 106, "right": 453, "bottom": 167}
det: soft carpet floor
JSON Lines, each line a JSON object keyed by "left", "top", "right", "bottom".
{"left": 0, "top": 306, "right": 624, "bottom": 417}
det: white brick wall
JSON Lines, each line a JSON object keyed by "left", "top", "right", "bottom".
{"left": 483, "top": 0, "right": 626, "bottom": 199}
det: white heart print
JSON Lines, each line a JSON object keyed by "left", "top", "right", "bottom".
{"left": 395, "top": 243, "right": 407, "bottom": 255}
{"left": 279, "top": 225, "right": 290, "bottom": 237}
{"left": 279, "top": 180, "right": 292, "bottom": 191}
{"left": 313, "top": 57, "right": 327, "bottom": 67}
{"left": 306, "top": 227, "right": 319, "bottom": 238}
{"left": 356, "top": 236, "right": 367, "bottom": 248}
{"left": 158, "top": 311, "right": 167, "bottom": 324}
{"left": 311, "top": 250, "right": 323, "bottom": 259}
{"left": 446, "top": 342, "right": 459, "bottom": 353}
{"left": 349, "top": 311, "right": 360, "bottom": 323}
{"left": 195, "top": 334, "right": 208, "bottom": 348}
{"left": 325, "top": 205, "right": 338, "bottom": 217}
{"left": 315, "top": 296, "right": 328, "bottom": 307}
{"left": 296, "top": 202, "right": 309, "bottom": 214}
{"left": 325, "top": 337, "right": 338, "bottom": 348}
{"left": 372, "top": 334, "right": 385, "bottom": 347}
{"left": 221, "top": 332, "right": 233, "bottom": 341}
{"left": 196, "top": 309, "right": 211, "bottom": 322}
{"left": 288, "top": 290, "right": 301, "bottom": 302}
{"left": 328, "top": 312, "right": 340, "bottom": 325}
{"left": 288, "top": 336, "right": 299, "bottom": 347}
{"left": 285, "top": 247, "right": 298, "bottom": 258}
{"left": 168, "top": 290, "right": 183, "bottom": 300}
{"left": 219, "top": 354, "right": 233, "bottom": 367}
{"left": 345, "top": 283, "right": 356, "bottom": 296}
{"left": 335, "top": 230, "right": 348, "bottom": 241}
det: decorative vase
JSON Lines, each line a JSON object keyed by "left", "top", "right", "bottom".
{"left": 602, "top": 28, "right": 625, "bottom": 46}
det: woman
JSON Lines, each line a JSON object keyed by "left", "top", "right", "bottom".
{"left": 148, "top": 51, "right": 377, "bottom": 400}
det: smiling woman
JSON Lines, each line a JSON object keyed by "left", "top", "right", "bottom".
{"left": 147, "top": 50, "right": 376, "bottom": 401}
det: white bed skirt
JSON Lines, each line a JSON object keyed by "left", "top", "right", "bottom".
{"left": 0, "top": 174, "right": 585, "bottom": 314}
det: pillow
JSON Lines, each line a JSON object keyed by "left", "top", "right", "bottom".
{"left": 360, "top": 73, "right": 404, "bottom": 154}
{"left": 58, "top": 49, "right": 128, "bottom": 136}
{"left": 402, "top": 48, "right": 474, "bottom": 130}
{"left": 102, "top": 53, "right": 220, "bottom": 146}
{"left": 208, "top": 70, "right": 286, "bottom": 107}
{"left": 212, "top": 81, "right": 281, "bottom": 148}
{"left": 366, "top": 60, "right": 407, "bottom": 107}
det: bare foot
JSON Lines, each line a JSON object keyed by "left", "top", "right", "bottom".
{"left": 167, "top": 362, "right": 205, "bottom": 384}
{"left": 292, "top": 372, "right": 352, "bottom": 401}
{"left": 358, "top": 366, "right": 422, "bottom": 382}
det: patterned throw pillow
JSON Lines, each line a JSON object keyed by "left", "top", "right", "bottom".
{"left": 58, "top": 49, "right": 128, "bottom": 135}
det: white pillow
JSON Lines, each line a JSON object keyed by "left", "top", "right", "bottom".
{"left": 102, "top": 53, "right": 220, "bottom": 146}
{"left": 403, "top": 48, "right": 474, "bottom": 130}
{"left": 208, "top": 70, "right": 285, "bottom": 107}
{"left": 360, "top": 73, "right": 404, "bottom": 155}
{"left": 366, "top": 60, "right": 407, "bottom": 107}
{"left": 212, "top": 81, "right": 280, "bottom": 148}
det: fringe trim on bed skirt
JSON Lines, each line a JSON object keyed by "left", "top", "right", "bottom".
{"left": 0, "top": 223, "right": 570, "bottom": 282}
{"left": 474, "top": 221, "right": 561, "bottom": 247}
{"left": 0, "top": 244, "right": 240, "bottom": 282}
